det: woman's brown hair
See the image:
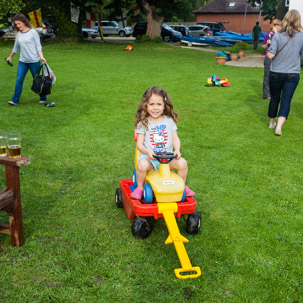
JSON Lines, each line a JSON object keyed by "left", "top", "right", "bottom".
{"left": 13, "top": 14, "right": 32, "bottom": 31}
{"left": 280, "top": 9, "right": 302, "bottom": 37}
{"left": 134, "top": 86, "right": 179, "bottom": 129}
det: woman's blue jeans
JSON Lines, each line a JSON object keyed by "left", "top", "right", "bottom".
{"left": 11, "top": 61, "right": 47, "bottom": 104}
{"left": 268, "top": 72, "right": 299, "bottom": 119}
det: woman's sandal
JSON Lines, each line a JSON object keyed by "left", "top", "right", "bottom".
{"left": 275, "top": 129, "right": 282, "bottom": 136}
{"left": 130, "top": 188, "right": 143, "bottom": 200}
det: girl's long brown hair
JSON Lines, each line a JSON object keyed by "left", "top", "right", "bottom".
{"left": 134, "top": 87, "right": 179, "bottom": 129}
{"left": 280, "top": 9, "right": 302, "bottom": 37}
{"left": 13, "top": 14, "right": 32, "bottom": 31}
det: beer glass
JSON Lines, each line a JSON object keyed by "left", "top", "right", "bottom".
{"left": 8, "top": 131, "right": 21, "bottom": 158}
{"left": 0, "top": 130, "right": 7, "bottom": 157}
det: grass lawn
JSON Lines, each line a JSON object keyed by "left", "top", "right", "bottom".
{"left": 0, "top": 40, "right": 302, "bottom": 303}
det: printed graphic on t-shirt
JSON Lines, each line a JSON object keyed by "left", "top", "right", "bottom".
{"left": 150, "top": 124, "right": 168, "bottom": 153}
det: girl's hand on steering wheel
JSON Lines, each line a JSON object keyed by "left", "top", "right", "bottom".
{"left": 174, "top": 151, "right": 181, "bottom": 160}
{"left": 147, "top": 150, "right": 156, "bottom": 160}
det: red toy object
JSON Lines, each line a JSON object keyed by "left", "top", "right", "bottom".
{"left": 119, "top": 179, "right": 197, "bottom": 220}
{"left": 124, "top": 45, "right": 133, "bottom": 51}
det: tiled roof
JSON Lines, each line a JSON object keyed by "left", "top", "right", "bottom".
{"left": 193, "top": 0, "right": 260, "bottom": 14}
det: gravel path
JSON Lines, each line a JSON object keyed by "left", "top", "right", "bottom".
{"left": 180, "top": 46, "right": 264, "bottom": 68}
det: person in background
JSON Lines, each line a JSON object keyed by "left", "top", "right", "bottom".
{"left": 262, "top": 19, "right": 281, "bottom": 100}
{"left": 267, "top": 9, "right": 303, "bottom": 136}
{"left": 252, "top": 21, "right": 262, "bottom": 50}
{"left": 6, "top": 14, "right": 47, "bottom": 106}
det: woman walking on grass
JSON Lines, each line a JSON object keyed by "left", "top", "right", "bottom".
{"left": 6, "top": 14, "right": 47, "bottom": 106}
{"left": 267, "top": 9, "right": 303, "bottom": 136}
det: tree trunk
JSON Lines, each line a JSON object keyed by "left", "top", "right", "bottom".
{"left": 142, "top": 1, "right": 163, "bottom": 39}
{"left": 275, "top": 0, "right": 288, "bottom": 20}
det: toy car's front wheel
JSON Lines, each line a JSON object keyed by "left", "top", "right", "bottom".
{"left": 115, "top": 188, "right": 124, "bottom": 208}
{"left": 132, "top": 170, "right": 137, "bottom": 188}
{"left": 131, "top": 216, "right": 154, "bottom": 239}
{"left": 143, "top": 184, "right": 153, "bottom": 203}
{"left": 186, "top": 211, "right": 201, "bottom": 235}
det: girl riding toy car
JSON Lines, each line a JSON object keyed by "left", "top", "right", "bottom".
{"left": 115, "top": 147, "right": 201, "bottom": 279}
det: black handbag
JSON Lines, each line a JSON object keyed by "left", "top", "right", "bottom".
{"left": 31, "top": 64, "right": 52, "bottom": 95}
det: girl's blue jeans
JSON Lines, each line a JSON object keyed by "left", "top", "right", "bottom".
{"left": 11, "top": 61, "right": 47, "bottom": 104}
{"left": 268, "top": 72, "right": 299, "bottom": 119}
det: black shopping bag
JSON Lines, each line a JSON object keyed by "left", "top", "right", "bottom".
{"left": 31, "top": 65, "right": 52, "bottom": 95}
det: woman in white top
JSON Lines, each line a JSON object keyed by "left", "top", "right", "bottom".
{"left": 6, "top": 14, "right": 47, "bottom": 106}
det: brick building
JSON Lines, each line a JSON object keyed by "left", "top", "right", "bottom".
{"left": 193, "top": 0, "right": 270, "bottom": 34}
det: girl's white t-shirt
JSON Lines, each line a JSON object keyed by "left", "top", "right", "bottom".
{"left": 136, "top": 116, "right": 178, "bottom": 153}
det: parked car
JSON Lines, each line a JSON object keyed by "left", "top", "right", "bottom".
{"left": 169, "top": 25, "right": 189, "bottom": 36}
{"left": 95, "top": 21, "right": 133, "bottom": 37}
{"left": 82, "top": 27, "right": 99, "bottom": 38}
{"left": 0, "top": 22, "right": 55, "bottom": 40}
{"left": 195, "top": 22, "right": 227, "bottom": 35}
{"left": 36, "top": 21, "right": 55, "bottom": 40}
{"left": 133, "top": 22, "right": 182, "bottom": 42}
{"left": 187, "top": 25, "right": 210, "bottom": 36}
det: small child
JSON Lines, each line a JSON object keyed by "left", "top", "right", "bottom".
{"left": 130, "top": 86, "right": 195, "bottom": 200}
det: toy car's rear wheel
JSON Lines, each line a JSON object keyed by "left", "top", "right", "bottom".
{"left": 143, "top": 184, "right": 153, "bottom": 203}
{"left": 186, "top": 211, "right": 201, "bottom": 235}
{"left": 115, "top": 188, "right": 124, "bottom": 208}
{"left": 131, "top": 216, "right": 154, "bottom": 239}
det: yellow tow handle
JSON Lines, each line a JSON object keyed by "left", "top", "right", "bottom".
{"left": 158, "top": 203, "right": 201, "bottom": 279}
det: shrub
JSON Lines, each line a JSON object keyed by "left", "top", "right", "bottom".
{"left": 236, "top": 41, "right": 249, "bottom": 50}
{"left": 230, "top": 45, "right": 240, "bottom": 53}
{"left": 136, "top": 34, "right": 151, "bottom": 43}
{"left": 152, "top": 36, "right": 163, "bottom": 43}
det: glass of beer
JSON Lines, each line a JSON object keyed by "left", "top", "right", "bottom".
{"left": 0, "top": 130, "right": 7, "bottom": 157}
{"left": 8, "top": 131, "right": 21, "bottom": 158}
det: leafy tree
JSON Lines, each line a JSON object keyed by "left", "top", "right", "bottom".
{"left": 0, "top": 0, "right": 25, "bottom": 19}
{"left": 248, "top": 0, "right": 288, "bottom": 21}
{"left": 104, "top": 0, "right": 135, "bottom": 26}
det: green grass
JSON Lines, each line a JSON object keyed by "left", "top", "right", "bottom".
{"left": 0, "top": 40, "right": 302, "bottom": 302}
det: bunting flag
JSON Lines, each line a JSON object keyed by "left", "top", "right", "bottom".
{"left": 133, "top": 4, "right": 141, "bottom": 20}
{"left": 70, "top": 2, "right": 80, "bottom": 23}
{"left": 86, "top": 12, "right": 95, "bottom": 29}
{"left": 117, "top": 10, "right": 127, "bottom": 28}
{"left": 8, "top": 17, "right": 13, "bottom": 30}
{"left": 28, "top": 8, "right": 42, "bottom": 28}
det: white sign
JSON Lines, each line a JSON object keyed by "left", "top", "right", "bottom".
{"left": 162, "top": 180, "right": 175, "bottom": 185}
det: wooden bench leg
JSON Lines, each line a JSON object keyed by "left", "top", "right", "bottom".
{"left": 5, "top": 165, "right": 24, "bottom": 247}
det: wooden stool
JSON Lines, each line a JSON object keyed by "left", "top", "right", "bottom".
{"left": 0, "top": 156, "right": 30, "bottom": 246}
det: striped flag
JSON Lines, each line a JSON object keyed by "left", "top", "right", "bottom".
{"left": 28, "top": 8, "right": 42, "bottom": 28}
{"left": 86, "top": 12, "right": 95, "bottom": 29}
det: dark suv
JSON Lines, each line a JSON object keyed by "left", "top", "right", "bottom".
{"left": 195, "top": 22, "right": 228, "bottom": 35}
{"left": 133, "top": 22, "right": 182, "bottom": 42}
